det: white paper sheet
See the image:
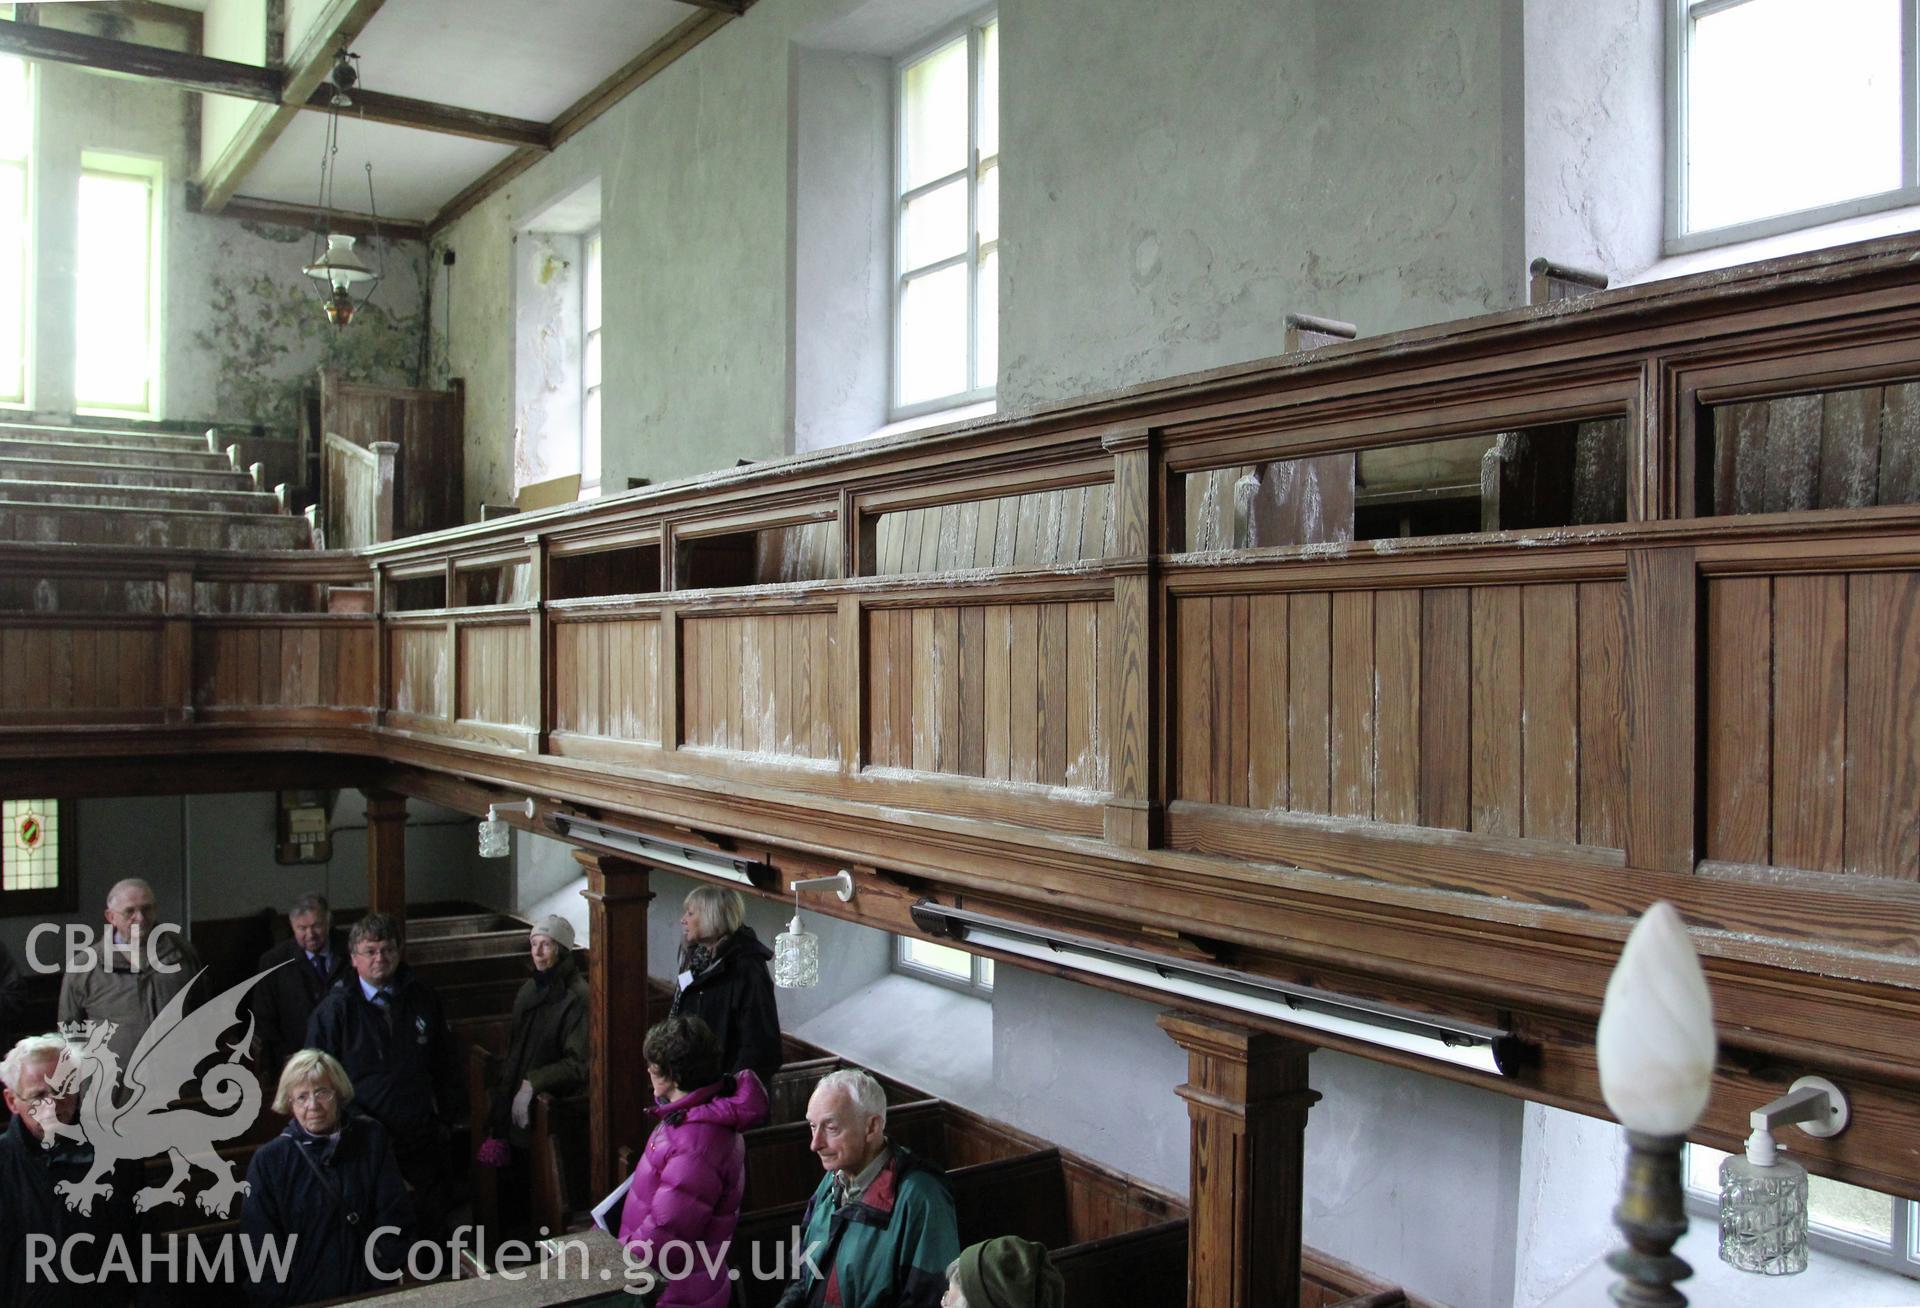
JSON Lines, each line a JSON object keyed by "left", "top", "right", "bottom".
{"left": 591, "top": 1174, "right": 633, "bottom": 1232}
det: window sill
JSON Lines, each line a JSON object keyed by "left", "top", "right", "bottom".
{"left": 1634, "top": 201, "right": 1920, "bottom": 289}
{"left": 869, "top": 399, "right": 996, "bottom": 443}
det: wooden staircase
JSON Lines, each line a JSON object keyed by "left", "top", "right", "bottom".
{"left": 0, "top": 422, "right": 311, "bottom": 551}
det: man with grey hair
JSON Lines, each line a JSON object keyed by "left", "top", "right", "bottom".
{"left": 56, "top": 877, "right": 201, "bottom": 1072}
{"left": 251, "top": 892, "right": 350, "bottom": 1077}
{"left": 0, "top": 1033, "right": 145, "bottom": 1304}
{"left": 775, "top": 1068, "right": 958, "bottom": 1308}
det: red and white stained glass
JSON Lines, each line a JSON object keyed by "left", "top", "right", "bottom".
{"left": 3, "top": 799, "right": 58, "bottom": 891}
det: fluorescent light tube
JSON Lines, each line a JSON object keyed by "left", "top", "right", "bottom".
{"left": 918, "top": 903, "right": 1518, "bottom": 1076}
{"left": 553, "top": 815, "right": 772, "bottom": 889}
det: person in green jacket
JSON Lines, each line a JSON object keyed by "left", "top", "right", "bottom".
{"left": 775, "top": 1068, "right": 958, "bottom": 1308}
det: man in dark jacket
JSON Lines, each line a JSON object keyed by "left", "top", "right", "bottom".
{"left": 0, "top": 1033, "right": 146, "bottom": 1307}
{"left": 671, "top": 886, "right": 783, "bottom": 1091}
{"left": 251, "top": 893, "right": 350, "bottom": 1079}
{"left": 305, "top": 912, "right": 459, "bottom": 1238}
{"left": 0, "top": 940, "right": 27, "bottom": 1046}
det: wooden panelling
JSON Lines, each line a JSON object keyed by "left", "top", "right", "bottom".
{"left": 195, "top": 623, "right": 375, "bottom": 710}
{"left": 388, "top": 625, "right": 449, "bottom": 719}
{"left": 1173, "top": 580, "right": 1629, "bottom": 852}
{"left": 457, "top": 623, "right": 535, "bottom": 726}
{"left": 866, "top": 601, "right": 1113, "bottom": 790}
{"left": 873, "top": 485, "right": 1113, "bottom": 575}
{"left": 1702, "top": 569, "right": 1920, "bottom": 881}
{"left": 681, "top": 613, "right": 840, "bottom": 760}
{"left": 554, "top": 619, "right": 661, "bottom": 741}
{"left": 0, "top": 624, "right": 164, "bottom": 714}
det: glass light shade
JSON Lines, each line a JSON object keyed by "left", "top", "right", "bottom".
{"left": 774, "top": 916, "right": 819, "bottom": 989}
{"left": 477, "top": 814, "right": 511, "bottom": 859}
{"left": 303, "top": 233, "right": 379, "bottom": 291}
{"left": 1720, "top": 1145, "right": 1809, "bottom": 1275}
{"left": 1596, "top": 901, "right": 1717, "bottom": 1136}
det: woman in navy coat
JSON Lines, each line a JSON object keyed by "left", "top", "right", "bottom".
{"left": 239, "top": 1049, "right": 414, "bottom": 1306}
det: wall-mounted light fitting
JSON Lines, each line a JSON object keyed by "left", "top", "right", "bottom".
{"left": 1720, "top": 1076, "right": 1850, "bottom": 1277}
{"left": 774, "top": 871, "right": 856, "bottom": 990}
{"left": 478, "top": 798, "right": 535, "bottom": 859}
{"left": 909, "top": 900, "right": 1520, "bottom": 1076}
{"left": 550, "top": 814, "right": 773, "bottom": 889}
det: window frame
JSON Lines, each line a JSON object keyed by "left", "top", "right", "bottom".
{"left": 1665, "top": 0, "right": 1920, "bottom": 254}
{"left": 893, "top": 933, "right": 994, "bottom": 998}
{"left": 0, "top": 51, "right": 33, "bottom": 409}
{"left": 890, "top": 8, "right": 998, "bottom": 421}
{"left": 1682, "top": 1142, "right": 1920, "bottom": 1277}
{"left": 73, "top": 152, "right": 164, "bottom": 418}
{"left": 0, "top": 798, "right": 78, "bottom": 917}
{"left": 581, "top": 227, "right": 603, "bottom": 500}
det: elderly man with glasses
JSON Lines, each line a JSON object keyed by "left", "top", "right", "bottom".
{"left": 305, "top": 912, "right": 460, "bottom": 1240}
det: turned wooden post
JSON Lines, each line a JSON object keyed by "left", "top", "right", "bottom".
{"left": 1159, "top": 1012, "right": 1320, "bottom": 1308}
{"left": 363, "top": 790, "right": 409, "bottom": 922}
{"left": 579, "top": 849, "right": 653, "bottom": 1199}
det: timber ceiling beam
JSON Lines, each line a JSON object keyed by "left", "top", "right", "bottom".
{"left": 426, "top": 7, "right": 736, "bottom": 236}
{"left": 199, "top": 0, "right": 390, "bottom": 213}
{"left": 0, "top": 15, "right": 547, "bottom": 153}
{"left": 0, "top": 17, "right": 277, "bottom": 98}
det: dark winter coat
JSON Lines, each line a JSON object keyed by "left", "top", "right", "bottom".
{"left": 617, "top": 1070, "right": 769, "bottom": 1308}
{"left": 489, "top": 950, "right": 589, "bottom": 1143}
{"left": 0, "top": 939, "right": 26, "bottom": 1043}
{"left": 239, "top": 1113, "right": 414, "bottom": 1306}
{"left": 774, "top": 1146, "right": 958, "bottom": 1308}
{"left": 304, "top": 966, "right": 460, "bottom": 1165}
{"left": 670, "top": 926, "right": 782, "bottom": 1091}
{"left": 250, "top": 933, "right": 352, "bottom": 1077}
{"left": 0, "top": 1111, "right": 146, "bottom": 1307}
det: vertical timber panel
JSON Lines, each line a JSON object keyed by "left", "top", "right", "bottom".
{"left": 1248, "top": 595, "right": 1289, "bottom": 811}
{"left": 1703, "top": 578, "right": 1772, "bottom": 865}
{"left": 1772, "top": 574, "right": 1848, "bottom": 873}
{"left": 1373, "top": 590, "right": 1421, "bottom": 825}
{"left": 1287, "top": 594, "right": 1331, "bottom": 815}
{"left": 1625, "top": 549, "right": 1699, "bottom": 873}
{"left": 1420, "top": 588, "right": 1472, "bottom": 831}
{"left": 1329, "top": 591, "right": 1374, "bottom": 819}
{"left": 1470, "top": 587, "right": 1523, "bottom": 838}
{"left": 1521, "top": 584, "right": 1579, "bottom": 843}
{"left": 1845, "top": 572, "right": 1920, "bottom": 879}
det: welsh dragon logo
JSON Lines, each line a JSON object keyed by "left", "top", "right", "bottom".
{"left": 43, "top": 965, "right": 281, "bottom": 1218}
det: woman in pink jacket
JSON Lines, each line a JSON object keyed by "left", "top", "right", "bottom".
{"left": 618, "top": 1014, "right": 770, "bottom": 1308}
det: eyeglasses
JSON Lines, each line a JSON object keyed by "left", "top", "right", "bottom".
{"left": 353, "top": 943, "right": 398, "bottom": 958}
{"left": 291, "top": 1087, "right": 338, "bottom": 1108}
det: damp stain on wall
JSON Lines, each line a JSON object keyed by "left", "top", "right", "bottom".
{"left": 192, "top": 266, "right": 425, "bottom": 433}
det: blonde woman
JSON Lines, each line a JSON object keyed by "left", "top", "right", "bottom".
{"left": 240, "top": 1049, "right": 413, "bottom": 1306}
{"left": 671, "top": 885, "right": 782, "bottom": 1089}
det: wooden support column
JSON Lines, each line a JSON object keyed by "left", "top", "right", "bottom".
{"left": 1159, "top": 1012, "right": 1320, "bottom": 1308}
{"left": 579, "top": 849, "right": 653, "bottom": 1197}
{"left": 363, "top": 790, "right": 409, "bottom": 922}
{"left": 1103, "top": 426, "right": 1163, "bottom": 847}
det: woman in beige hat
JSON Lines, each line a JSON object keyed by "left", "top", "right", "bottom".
{"left": 475, "top": 914, "right": 589, "bottom": 1233}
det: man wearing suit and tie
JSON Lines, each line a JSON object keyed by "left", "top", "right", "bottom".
{"left": 251, "top": 892, "right": 350, "bottom": 1078}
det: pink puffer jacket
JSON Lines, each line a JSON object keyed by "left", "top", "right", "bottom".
{"left": 616, "top": 1069, "right": 770, "bottom": 1308}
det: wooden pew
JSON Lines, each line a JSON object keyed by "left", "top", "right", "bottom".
{"left": 1051, "top": 1218, "right": 1188, "bottom": 1307}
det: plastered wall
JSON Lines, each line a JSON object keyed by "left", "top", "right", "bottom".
{"left": 21, "top": 41, "right": 428, "bottom": 433}
{"left": 433, "top": 0, "right": 1529, "bottom": 518}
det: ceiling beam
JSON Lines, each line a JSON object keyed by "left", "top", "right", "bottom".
{"left": 427, "top": 7, "right": 737, "bottom": 236}
{"left": 199, "top": 0, "right": 390, "bottom": 213}
{"left": 668, "top": 0, "right": 751, "bottom": 13}
{"left": 0, "top": 17, "right": 279, "bottom": 99}
{"left": 0, "top": 19, "right": 546, "bottom": 151}
{"left": 329, "top": 87, "right": 551, "bottom": 150}
{"left": 198, "top": 189, "right": 428, "bottom": 243}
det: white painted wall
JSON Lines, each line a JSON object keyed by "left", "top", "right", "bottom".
{"left": 434, "top": 0, "right": 1532, "bottom": 517}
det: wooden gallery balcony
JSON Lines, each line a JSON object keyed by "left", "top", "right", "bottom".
{"left": 8, "top": 235, "right": 1920, "bottom": 1201}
